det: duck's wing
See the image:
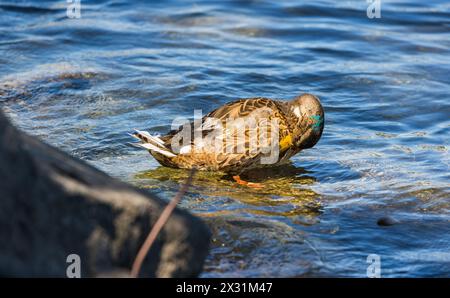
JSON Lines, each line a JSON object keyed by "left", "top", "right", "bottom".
{"left": 162, "top": 97, "right": 283, "bottom": 144}
{"left": 159, "top": 98, "right": 293, "bottom": 169}
{"left": 205, "top": 97, "right": 279, "bottom": 121}
{"left": 205, "top": 98, "right": 293, "bottom": 168}
{"left": 203, "top": 97, "right": 284, "bottom": 145}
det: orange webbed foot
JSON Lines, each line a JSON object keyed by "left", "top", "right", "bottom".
{"left": 232, "top": 175, "right": 264, "bottom": 189}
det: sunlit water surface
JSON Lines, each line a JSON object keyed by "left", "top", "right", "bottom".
{"left": 1, "top": 0, "right": 449, "bottom": 277}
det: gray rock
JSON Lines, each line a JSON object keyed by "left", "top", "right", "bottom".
{"left": 377, "top": 216, "right": 399, "bottom": 227}
{"left": 0, "top": 110, "right": 210, "bottom": 277}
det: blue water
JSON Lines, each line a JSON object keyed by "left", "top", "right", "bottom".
{"left": 1, "top": 0, "right": 449, "bottom": 277}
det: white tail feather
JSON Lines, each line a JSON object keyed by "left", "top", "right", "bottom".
{"left": 130, "top": 142, "right": 176, "bottom": 157}
{"left": 129, "top": 130, "right": 176, "bottom": 158}
{"left": 128, "top": 133, "right": 140, "bottom": 140}
{"left": 134, "top": 129, "right": 165, "bottom": 146}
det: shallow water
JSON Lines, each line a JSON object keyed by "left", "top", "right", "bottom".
{"left": 1, "top": 0, "right": 449, "bottom": 277}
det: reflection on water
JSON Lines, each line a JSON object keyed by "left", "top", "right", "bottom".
{"left": 202, "top": 216, "right": 324, "bottom": 277}
{"left": 134, "top": 164, "right": 325, "bottom": 277}
{"left": 135, "top": 163, "right": 322, "bottom": 218}
{"left": 1, "top": 0, "right": 449, "bottom": 277}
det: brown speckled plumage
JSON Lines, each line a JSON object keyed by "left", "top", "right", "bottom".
{"left": 131, "top": 93, "right": 324, "bottom": 175}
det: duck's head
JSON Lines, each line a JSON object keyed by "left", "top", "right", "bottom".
{"left": 288, "top": 93, "right": 324, "bottom": 149}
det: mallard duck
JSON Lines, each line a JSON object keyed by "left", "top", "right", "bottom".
{"left": 130, "top": 93, "right": 324, "bottom": 187}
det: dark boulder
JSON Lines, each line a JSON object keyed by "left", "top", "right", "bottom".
{"left": 0, "top": 110, "right": 210, "bottom": 277}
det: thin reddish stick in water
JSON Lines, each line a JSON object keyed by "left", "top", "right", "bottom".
{"left": 131, "top": 169, "right": 196, "bottom": 278}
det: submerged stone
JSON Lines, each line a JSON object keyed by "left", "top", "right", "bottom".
{"left": 377, "top": 216, "right": 400, "bottom": 226}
